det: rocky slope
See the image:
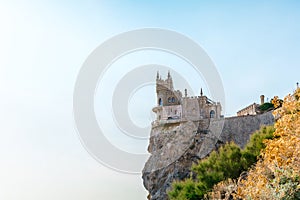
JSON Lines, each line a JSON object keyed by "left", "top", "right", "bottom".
{"left": 142, "top": 112, "right": 274, "bottom": 200}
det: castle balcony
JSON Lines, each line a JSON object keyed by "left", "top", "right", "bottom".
{"left": 151, "top": 118, "right": 184, "bottom": 128}
{"left": 152, "top": 106, "right": 162, "bottom": 113}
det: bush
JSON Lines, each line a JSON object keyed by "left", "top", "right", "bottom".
{"left": 168, "top": 142, "right": 243, "bottom": 199}
{"left": 168, "top": 125, "right": 275, "bottom": 200}
{"left": 259, "top": 102, "right": 274, "bottom": 111}
{"left": 242, "top": 126, "right": 275, "bottom": 167}
{"left": 236, "top": 88, "right": 300, "bottom": 199}
{"left": 207, "top": 179, "right": 237, "bottom": 200}
{"left": 168, "top": 179, "right": 205, "bottom": 200}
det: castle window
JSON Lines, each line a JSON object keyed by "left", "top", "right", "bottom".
{"left": 168, "top": 97, "right": 172, "bottom": 103}
{"left": 171, "top": 97, "right": 175, "bottom": 103}
{"left": 210, "top": 110, "right": 215, "bottom": 118}
{"left": 159, "top": 98, "right": 162, "bottom": 106}
{"left": 175, "top": 110, "right": 177, "bottom": 115}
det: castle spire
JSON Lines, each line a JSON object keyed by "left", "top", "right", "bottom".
{"left": 156, "top": 71, "right": 159, "bottom": 80}
{"left": 200, "top": 88, "right": 203, "bottom": 96}
{"left": 168, "top": 70, "right": 171, "bottom": 79}
{"left": 297, "top": 82, "right": 299, "bottom": 88}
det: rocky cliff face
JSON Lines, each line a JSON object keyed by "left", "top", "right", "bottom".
{"left": 142, "top": 112, "right": 274, "bottom": 200}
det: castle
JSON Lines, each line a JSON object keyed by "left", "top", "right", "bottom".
{"left": 236, "top": 95, "right": 265, "bottom": 116}
{"left": 144, "top": 71, "right": 277, "bottom": 200}
{"left": 152, "top": 71, "right": 222, "bottom": 125}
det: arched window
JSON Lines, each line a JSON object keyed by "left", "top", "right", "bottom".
{"left": 210, "top": 110, "right": 215, "bottom": 118}
{"left": 158, "top": 98, "right": 162, "bottom": 106}
{"left": 168, "top": 97, "right": 172, "bottom": 103}
{"left": 171, "top": 97, "right": 175, "bottom": 103}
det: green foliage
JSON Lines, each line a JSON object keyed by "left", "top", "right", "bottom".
{"left": 269, "top": 168, "right": 300, "bottom": 200}
{"left": 168, "top": 179, "right": 205, "bottom": 200}
{"left": 259, "top": 102, "right": 274, "bottom": 111}
{"left": 193, "top": 143, "right": 243, "bottom": 185}
{"left": 168, "top": 125, "right": 275, "bottom": 200}
{"left": 242, "top": 126, "right": 275, "bottom": 166}
{"left": 168, "top": 142, "right": 244, "bottom": 199}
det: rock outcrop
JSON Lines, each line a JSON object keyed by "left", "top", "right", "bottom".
{"left": 142, "top": 111, "right": 274, "bottom": 200}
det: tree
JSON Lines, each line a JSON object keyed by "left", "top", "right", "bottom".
{"left": 168, "top": 125, "right": 275, "bottom": 200}
{"left": 242, "top": 126, "right": 274, "bottom": 167}
{"left": 169, "top": 142, "right": 243, "bottom": 200}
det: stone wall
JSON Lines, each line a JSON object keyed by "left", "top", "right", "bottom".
{"left": 219, "top": 111, "right": 274, "bottom": 148}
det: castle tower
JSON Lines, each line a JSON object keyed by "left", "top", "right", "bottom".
{"left": 153, "top": 71, "right": 221, "bottom": 124}
{"left": 260, "top": 95, "right": 265, "bottom": 105}
{"left": 153, "top": 71, "right": 183, "bottom": 122}
{"left": 155, "top": 71, "right": 178, "bottom": 106}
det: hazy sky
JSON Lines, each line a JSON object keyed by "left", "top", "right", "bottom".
{"left": 1, "top": 1, "right": 300, "bottom": 200}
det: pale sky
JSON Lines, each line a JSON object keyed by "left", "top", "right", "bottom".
{"left": 1, "top": 1, "right": 300, "bottom": 200}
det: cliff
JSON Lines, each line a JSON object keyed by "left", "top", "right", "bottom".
{"left": 142, "top": 111, "right": 274, "bottom": 200}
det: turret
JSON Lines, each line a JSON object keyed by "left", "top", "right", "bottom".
{"left": 155, "top": 71, "right": 181, "bottom": 106}
{"left": 260, "top": 95, "right": 265, "bottom": 105}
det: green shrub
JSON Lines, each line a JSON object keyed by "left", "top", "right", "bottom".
{"left": 242, "top": 126, "right": 275, "bottom": 167}
{"left": 168, "top": 142, "right": 244, "bottom": 199}
{"left": 168, "top": 126, "right": 275, "bottom": 199}
{"left": 259, "top": 102, "right": 274, "bottom": 111}
{"left": 168, "top": 179, "right": 206, "bottom": 200}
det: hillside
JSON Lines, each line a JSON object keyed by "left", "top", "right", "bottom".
{"left": 142, "top": 112, "right": 274, "bottom": 200}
